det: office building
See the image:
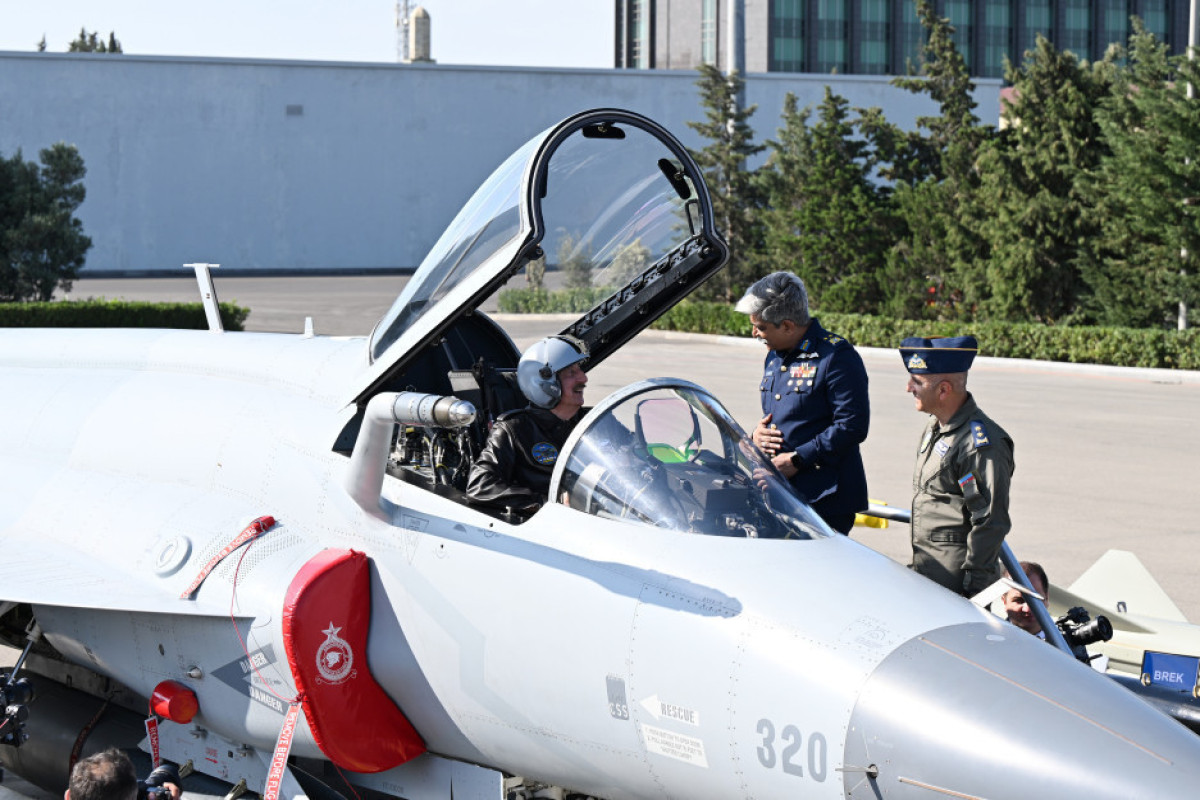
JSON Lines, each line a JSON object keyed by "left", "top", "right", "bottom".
{"left": 614, "top": 0, "right": 1188, "bottom": 79}
{"left": 2, "top": 52, "right": 997, "bottom": 273}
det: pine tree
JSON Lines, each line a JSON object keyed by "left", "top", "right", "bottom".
{"left": 557, "top": 231, "right": 594, "bottom": 290}
{"left": 687, "top": 63, "right": 765, "bottom": 301}
{"left": 1085, "top": 20, "right": 1200, "bottom": 328}
{"left": 68, "top": 29, "right": 122, "bottom": 53}
{"left": 888, "top": 0, "right": 984, "bottom": 186}
{"left": 759, "top": 90, "right": 894, "bottom": 313}
{"left": 0, "top": 144, "right": 92, "bottom": 302}
{"left": 876, "top": 0, "right": 992, "bottom": 319}
{"left": 974, "top": 37, "right": 1115, "bottom": 322}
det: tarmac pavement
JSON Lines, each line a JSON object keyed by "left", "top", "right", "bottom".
{"left": 67, "top": 273, "right": 1200, "bottom": 621}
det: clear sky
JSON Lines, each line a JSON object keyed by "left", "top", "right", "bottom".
{"left": 0, "top": 0, "right": 613, "bottom": 68}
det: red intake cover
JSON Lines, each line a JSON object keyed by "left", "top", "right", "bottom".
{"left": 281, "top": 549, "right": 425, "bottom": 772}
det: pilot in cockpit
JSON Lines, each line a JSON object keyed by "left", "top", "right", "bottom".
{"left": 465, "top": 335, "right": 590, "bottom": 517}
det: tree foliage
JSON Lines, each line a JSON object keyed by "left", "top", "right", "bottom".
{"left": 67, "top": 29, "right": 123, "bottom": 53}
{"left": 1083, "top": 20, "right": 1200, "bottom": 328}
{"left": 759, "top": 90, "right": 894, "bottom": 313}
{"left": 0, "top": 144, "right": 92, "bottom": 302}
{"left": 605, "top": 238, "right": 651, "bottom": 287}
{"left": 682, "top": 5, "right": 1200, "bottom": 329}
{"left": 557, "top": 230, "right": 594, "bottom": 290}
{"left": 877, "top": 0, "right": 992, "bottom": 320}
{"left": 687, "top": 63, "right": 765, "bottom": 301}
{"left": 973, "top": 37, "right": 1116, "bottom": 323}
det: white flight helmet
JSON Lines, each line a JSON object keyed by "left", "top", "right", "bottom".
{"left": 517, "top": 335, "right": 589, "bottom": 409}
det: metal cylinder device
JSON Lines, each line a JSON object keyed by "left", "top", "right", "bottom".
{"left": 346, "top": 392, "right": 476, "bottom": 518}
{"left": 389, "top": 392, "right": 475, "bottom": 429}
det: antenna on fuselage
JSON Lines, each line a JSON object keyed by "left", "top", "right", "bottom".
{"left": 185, "top": 262, "right": 224, "bottom": 333}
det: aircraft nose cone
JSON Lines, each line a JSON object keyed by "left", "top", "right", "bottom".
{"left": 844, "top": 622, "right": 1200, "bottom": 799}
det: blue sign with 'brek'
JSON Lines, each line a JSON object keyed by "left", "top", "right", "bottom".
{"left": 1142, "top": 651, "right": 1200, "bottom": 691}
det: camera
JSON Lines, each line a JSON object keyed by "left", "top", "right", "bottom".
{"left": 1055, "top": 606, "right": 1114, "bottom": 664}
{"left": 137, "top": 763, "right": 181, "bottom": 800}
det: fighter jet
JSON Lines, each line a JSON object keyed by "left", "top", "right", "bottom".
{"left": 2, "top": 108, "right": 1200, "bottom": 800}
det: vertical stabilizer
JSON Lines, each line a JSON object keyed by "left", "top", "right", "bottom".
{"left": 1069, "top": 549, "right": 1188, "bottom": 623}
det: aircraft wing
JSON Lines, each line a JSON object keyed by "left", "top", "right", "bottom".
{"left": 1, "top": 455, "right": 242, "bottom": 618}
{"left": 0, "top": 531, "right": 224, "bottom": 616}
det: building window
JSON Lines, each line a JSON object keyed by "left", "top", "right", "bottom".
{"left": 896, "top": 0, "right": 925, "bottom": 74}
{"left": 1061, "top": 0, "right": 1092, "bottom": 62}
{"left": 1140, "top": 0, "right": 1168, "bottom": 42}
{"left": 980, "top": 0, "right": 1012, "bottom": 79}
{"left": 1020, "top": 0, "right": 1053, "bottom": 61}
{"left": 1100, "top": 0, "right": 1129, "bottom": 56}
{"left": 857, "top": 0, "right": 889, "bottom": 74}
{"left": 702, "top": 0, "right": 718, "bottom": 65}
{"left": 630, "top": 0, "right": 650, "bottom": 69}
{"left": 770, "top": 0, "right": 806, "bottom": 72}
{"left": 944, "top": 0, "right": 972, "bottom": 67}
{"left": 814, "top": 0, "right": 848, "bottom": 73}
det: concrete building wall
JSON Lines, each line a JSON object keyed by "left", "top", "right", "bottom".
{"left": 0, "top": 51, "right": 999, "bottom": 274}
{"left": 654, "top": 4, "right": 687, "bottom": 69}
{"left": 745, "top": 0, "right": 770, "bottom": 74}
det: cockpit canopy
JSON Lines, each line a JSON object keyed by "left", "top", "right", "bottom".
{"left": 355, "top": 109, "right": 728, "bottom": 406}
{"left": 551, "top": 379, "right": 834, "bottom": 540}
{"left": 346, "top": 110, "right": 830, "bottom": 542}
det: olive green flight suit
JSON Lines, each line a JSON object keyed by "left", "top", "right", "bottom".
{"left": 910, "top": 394, "right": 1015, "bottom": 595}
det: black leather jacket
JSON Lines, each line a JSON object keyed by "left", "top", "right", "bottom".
{"left": 466, "top": 406, "right": 584, "bottom": 512}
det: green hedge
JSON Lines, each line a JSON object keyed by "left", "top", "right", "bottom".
{"left": 497, "top": 289, "right": 1200, "bottom": 370}
{"left": 652, "top": 302, "right": 1200, "bottom": 370}
{"left": 497, "top": 287, "right": 616, "bottom": 314}
{"left": 0, "top": 299, "right": 249, "bottom": 331}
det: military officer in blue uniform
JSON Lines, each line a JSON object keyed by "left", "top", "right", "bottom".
{"left": 901, "top": 336, "right": 1015, "bottom": 597}
{"left": 736, "top": 272, "right": 870, "bottom": 534}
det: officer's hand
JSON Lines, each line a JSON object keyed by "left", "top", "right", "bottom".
{"left": 753, "top": 415, "right": 783, "bottom": 455}
{"left": 961, "top": 569, "right": 990, "bottom": 597}
{"left": 771, "top": 452, "right": 797, "bottom": 478}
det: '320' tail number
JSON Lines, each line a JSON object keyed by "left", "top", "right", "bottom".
{"left": 756, "top": 719, "right": 827, "bottom": 781}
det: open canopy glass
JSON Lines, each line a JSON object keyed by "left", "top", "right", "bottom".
{"left": 362, "top": 110, "right": 727, "bottom": 399}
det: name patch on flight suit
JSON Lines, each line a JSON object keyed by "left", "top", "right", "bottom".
{"left": 934, "top": 439, "right": 950, "bottom": 458}
{"left": 531, "top": 442, "right": 558, "bottom": 465}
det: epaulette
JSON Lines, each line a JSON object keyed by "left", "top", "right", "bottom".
{"left": 824, "top": 334, "right": 845, "bottom": 346}
{"left": 969, "top": 420, "right": 991, "bottom": 449}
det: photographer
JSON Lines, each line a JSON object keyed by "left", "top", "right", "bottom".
{"left": 1002, "top": 561, "right": 1050, "bottom": 638}
{"left": 1002, "top": 561, "right": 1112, "bottom": 665}
{"left": 67, "top": 750, "right": 181, "bottom": 800}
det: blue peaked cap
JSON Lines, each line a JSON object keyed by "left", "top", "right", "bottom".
{"left": 899, "top": 335, "right": 978, "bottom": 374}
